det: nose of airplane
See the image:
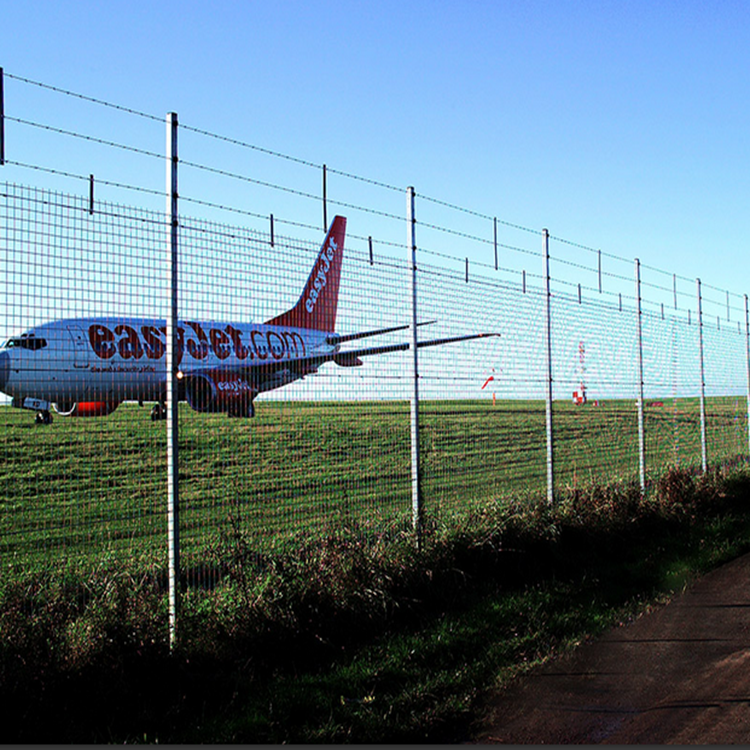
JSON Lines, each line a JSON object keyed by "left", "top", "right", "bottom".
{"left": 0, "top": 351, "right": 9, "bottom": 393}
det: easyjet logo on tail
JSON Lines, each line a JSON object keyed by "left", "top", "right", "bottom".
{"left": 264, "top": 215, "right": 346, "bottom": 332}
{"left": 305, "top": 237, "right": 337, "bottom": 314}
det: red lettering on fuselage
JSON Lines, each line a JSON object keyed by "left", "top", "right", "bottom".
{"left": 185, "top": 321, "right": 209, "bottom": 360}
{"left": 280, "top": 331, "right": 304, "bottom": 357}
{"left": 88, "top": 323, "right": 308, "bottom": 364}
{"left": 114, "top": 324, "right": 144, "bottom": 360}
{"left": 225, "top": 324, "right": 249, "bottom": 360}
{"left": 88, "top": 324, "right": 117, "bottom": 359}
{"left": 266, "top": 331, "right": 285, "bottom": 360}
{"left": 250, "top": 330, "right": 268, "bottom": 360}
{"left": 141, "top": 325, "right": 166, "bottom": 359}
{"left": 210, "top": 328, "right": 232, "bottom": 360}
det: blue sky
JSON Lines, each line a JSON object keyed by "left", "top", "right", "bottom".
{"left": 2, "top": 0, "right": 750, "bottom": 305}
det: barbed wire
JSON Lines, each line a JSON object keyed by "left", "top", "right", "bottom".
{"left": 179, "top": 121, "right": 321, "bottom": 171}
{"left": 181, "top": 121, "right": 405, "bottom": 197}
{"left": 6, "top": 115, "right": 163, "bottom": 161}
{"left": 3, "top": 68, "right": 748, "bottom": 307}
{"left": 178, "top": 157, "right": 319, "bottom": 202}
{"left": 5, "top": 160, "right": 168, "bottom": 201}
{"left": 0, "top": 180, "right": 169, "bottom": 228}
{"left": 325, "top": 165, "right": 402, "bottom": 195}
{"left": 2, "top": 156, "right": 406, "bottom": 252}
{"left": 325, "top": 196, "right": 402, "bottom": 224}
{"left": 419, "top": 191, "right": 541, "bottom": 236}
{"left": 4, "top": 71, "right": 401, "bottom": 195}
{"left": 550, "top": 232, "right": 631, "bottom": 265}
{"left": 417, "top": 218, "right": 541, "bottom": 261}
{"left": 641, "top": 260, "right": 702, "bottom": 288}
{"left": 4, "top": 71, "right": 163, "bottom": 123}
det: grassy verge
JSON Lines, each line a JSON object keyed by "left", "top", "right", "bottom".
{"left": 3, "top": 464, "right": 750, "bottom": 742}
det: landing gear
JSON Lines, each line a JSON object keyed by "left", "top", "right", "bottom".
{"left": 150, "top": 402, "right": 167, "bottom": 421}
{"left": 228, "top": 401, "right": 255, "bottom": 418}
{"left": 35, "top": 410, "right": 53, "bottom": 425}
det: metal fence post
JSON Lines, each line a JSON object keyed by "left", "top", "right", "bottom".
{"left": 493, "top": 217, "right": 498, "bottom": 270}
{"left": 0, "top": 67, "right": 5, "bottom": 166}
{"left": 745, "top": 295, "right": 750, "bottom": 458}
{"left": 407, "top": 186, "right": 422, "bottom": 547}
{"left": 635, "top": 259, "right": 646, "bottom": 493}
{"left": 543, "top": 229, "right": 554, "bottom": 505}
{"left": 323, "top": 163, "right": 328, "bottom": 231}
{"left": 697, "top": 278, "right": 708, "bottom": 473}
{"left": 165, "top": 112, "right": 180, "bottom": 648}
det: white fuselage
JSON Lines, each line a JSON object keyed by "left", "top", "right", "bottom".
{"left": 0, "top": 317, "right": 334, "bottom": 406}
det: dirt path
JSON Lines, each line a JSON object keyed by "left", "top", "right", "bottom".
{"left": 472, "top": 552, "right": 750, "bottom": 744}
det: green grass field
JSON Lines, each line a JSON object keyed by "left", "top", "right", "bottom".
{"left": 1, "top": 396, "right": 748, "bottom": 574}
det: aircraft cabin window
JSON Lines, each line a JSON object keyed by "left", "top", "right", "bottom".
{"left": 5, "top": 335, "right": 48, "bottom": 351}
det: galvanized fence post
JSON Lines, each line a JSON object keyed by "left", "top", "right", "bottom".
{"left": 745, "top": 295, "right": 750, "bottom": 458}
{"left": 635, "top": 259, "right": 646, "bottom": 494}
{"left": 407, "top": 186, "right": 422, "bottom": 547}
{"left": 0, "top": 67, "right": 4, "bottom": 165}
{"left": 322, "top": 163, "right": 328, "bottom": 231}
{"left": 543, "top": 229, "right": 554, "bottom": 505}
{"left": 493, "top": 217, "right": 498, "bottom": 270}
{"left": 697, "top": 278, "right": 708, "bottom": 473}
{"left": 165, "top": 112, "right": 180, "bottom": 648}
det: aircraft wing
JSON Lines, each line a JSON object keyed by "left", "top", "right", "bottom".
{"left": 328, "top": 332, "right": 500, "bottom": 367}
{"left": 273, "top": 331, "right": 500, "bottom": 374}
{"left": 179, "top": 332, "right": 500, "bottom": 380}
{"left": 175, "top": 330, "right": 499, "bottom": 415}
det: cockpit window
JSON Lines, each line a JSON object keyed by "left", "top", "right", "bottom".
{"left": 4, "top": 334, "right": 48, "bottom": 351}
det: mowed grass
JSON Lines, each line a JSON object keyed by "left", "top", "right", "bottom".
{"left": 0, "top": 396, "right": 747, "bottom": 573}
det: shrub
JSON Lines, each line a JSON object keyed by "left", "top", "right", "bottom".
{"left": 654, "top": 466, "right": 696, "bottom": 515}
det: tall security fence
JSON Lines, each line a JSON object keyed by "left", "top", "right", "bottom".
{"left": 1, "top": 70, "right": 749, "bottom": 641}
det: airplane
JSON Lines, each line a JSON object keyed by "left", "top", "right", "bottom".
{"left": 0, "top": 216, "right": 498, "bottom": 424}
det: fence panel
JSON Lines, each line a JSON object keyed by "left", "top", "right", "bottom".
{"left": 410, "top": 253, "right": 545, "bottom": 515}
{"left": 550, "top": 289, "right": 641, "bottom": 491}
{"left": 0, "top": 183, "right": 168, "bottom": 572}
{"left": 174, "top": 218, "right": 417, "bottom": 571}
{"left": 703, "top": 318, "right": 748, "bottom": 465}
{"left": 3, "top": 179, "right": 750, "bottom": 585}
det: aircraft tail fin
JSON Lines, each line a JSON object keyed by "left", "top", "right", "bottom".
{"left": 266, "top": 216, "right": 346, "bottom": 332}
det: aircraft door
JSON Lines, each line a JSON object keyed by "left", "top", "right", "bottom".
{"left": 67, "top": 326, "right": 90, "bottom": 368}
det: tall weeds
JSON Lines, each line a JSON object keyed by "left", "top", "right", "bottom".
{"left": 2, "top": 462, "right": 749, "bottom": 741}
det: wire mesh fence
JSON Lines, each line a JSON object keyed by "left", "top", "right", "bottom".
{"left": 3, "top": 180, "right": 748, "bottom": 570}
{"left": 1, "top": 70, "right": 749, "bottom": 641}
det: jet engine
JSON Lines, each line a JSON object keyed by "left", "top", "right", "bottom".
{"left": 53, "top": 401, "right": 121, "bottom": 417}
{"left": 182, "top": 373, "right": 257, "bottom": 417}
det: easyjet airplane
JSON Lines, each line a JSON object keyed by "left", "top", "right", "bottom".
{"left": 0, "top": 216, "right": 497, "bottom": 424}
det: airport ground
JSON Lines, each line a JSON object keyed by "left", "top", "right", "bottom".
{"left": 472, "top": 550, "right": 750, "bottom": 744}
